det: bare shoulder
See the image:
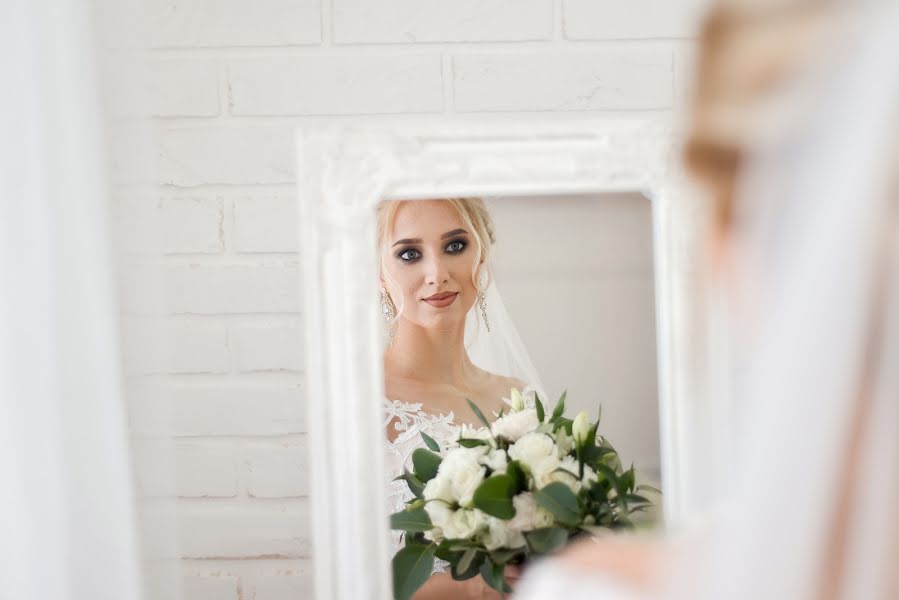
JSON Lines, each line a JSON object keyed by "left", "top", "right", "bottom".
{"left": 487, "top": 373, "right": 527, "bottom": 396}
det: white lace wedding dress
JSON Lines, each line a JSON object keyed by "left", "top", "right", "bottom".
{"left": 383, "top": 397, "right": 461, "bottom": 572}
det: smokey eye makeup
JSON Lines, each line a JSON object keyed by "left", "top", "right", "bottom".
{"left": 394, "top": 237, "right": 469, "bottom": 263}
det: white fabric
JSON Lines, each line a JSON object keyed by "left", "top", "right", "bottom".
{"left": 383, "top": 399, "right": 461, "bottom": 572}
{"left": 516, "top": 560, "right": 653, "bottom": 600}
{"left": 517, "top": 3, "right": 899, "bottom": 599}
{"left": 708, "top": 4, "right": 899, "bottom": 599}
{"left": 465, "top": 279, "right": 548, "bottom": 398}
{"left": 0, "top": 1, "right": 142, "bottom": 599}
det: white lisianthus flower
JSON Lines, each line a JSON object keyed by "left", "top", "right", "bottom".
{"left": 509, "top": 431, "right": 556, "bottom": 467}
{"left": 581, "top": 464, "right": 598, "bottom": 486}
{"left": 439, "top": 448, "right": 487, "bottom": 506}
{"left": 491, "top": 408, "right": 539, "bottom": 442}
{"left": 443, "top": 508, "right": 487, "bottom": 540}
{"left": 509, "top": 388, "right": 526, "bottom": 412}
{"left": 572, "top": 411, "right": 591, "bottom": 446}
{"left": 554, "top": 429, "right": 574, "bottom": 456}
{"left": 423, "top": 473, "right": 454, "bottom": 503}
{"left": 460, "top": 423, "right": 493, "bottom": 442}
{"left": 480, "top": 448, "right": 508, "bottom": 474}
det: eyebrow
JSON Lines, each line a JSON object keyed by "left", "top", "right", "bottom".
{"left": 391, "top": 229, "right": 469, "bottom": 247}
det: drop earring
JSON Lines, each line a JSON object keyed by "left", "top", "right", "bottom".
{"left": 478, "top": 289, "right": 490, "bottom": 333}
{"left": 381, "top": 290, "right": 397, "bottom": 344}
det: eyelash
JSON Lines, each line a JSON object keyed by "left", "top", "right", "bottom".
{"left": 397, "top": 239, "right": 468, "bottom": 262}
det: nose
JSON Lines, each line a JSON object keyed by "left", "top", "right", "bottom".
{"left": 423, "top": 253, "right": 450, "bottom": 286}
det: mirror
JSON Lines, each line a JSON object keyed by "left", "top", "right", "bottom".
{"left": 298, "top": 119, "right": 702, "bottom": 600}
{"left": 378, "top": 192, "right": 662, "bottom": 597}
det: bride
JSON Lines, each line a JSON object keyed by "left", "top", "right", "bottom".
{"left": 379, "top": 197, "right": 534, "bottom": 599}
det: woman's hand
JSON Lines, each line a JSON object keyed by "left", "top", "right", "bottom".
{"left": 462, "top": 564, "right": 523, "bottom": 599}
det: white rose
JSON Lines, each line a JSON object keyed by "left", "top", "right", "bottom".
{"left": 491, "top": 408, "right": 539, "bottom": 442}
{"left": 530, "top": 455, "right": 562, "bottom": 488}
{"left": 509, "top": 432, "right": 556, "bottom": 468}
{"left": 508, "top": 492, "right": 539, "bottom": 532}
{"left": 443, "top": 509, "right": 486, "bottom": 540}
{"left": 546, "top": 456, "right": 581, "bottom": 492}
{"left": 423, "top": 473, "right": 453, "bottom": 503}
{"left": 482, "top": 516, "right": 527, "bottom": 550}
{"left": 480, "top": 448, "right": 508, "bottom": 474}
{"left": 482, "top": 516, "right": 510, "bottom": 550}
{"left": 439, "top": 448, "right": 487, "bottom": 506}
{"left": 424, "top": 500, "right": 452, "bottom": 528}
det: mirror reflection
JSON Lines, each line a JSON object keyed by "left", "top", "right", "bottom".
{"left": 380, "top": 196, "right": 661, "bottom": 599}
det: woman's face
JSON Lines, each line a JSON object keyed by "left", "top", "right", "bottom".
{"left": 382, "top": 200, "right": 481, "bottom": 332}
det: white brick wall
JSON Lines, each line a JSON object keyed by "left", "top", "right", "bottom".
{"left": 108, "top": 1, "right": 708, "bottom": 598}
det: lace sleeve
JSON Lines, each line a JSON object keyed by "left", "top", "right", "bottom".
{"left": 383, "top": 398, "right": 459, "bottom": 572}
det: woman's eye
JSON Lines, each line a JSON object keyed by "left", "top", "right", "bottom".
{"left": 398, "top": 248, "right": 421, "bottom": 261}
{"left": 445, "top": 240, "right": 467, "bottom": 253}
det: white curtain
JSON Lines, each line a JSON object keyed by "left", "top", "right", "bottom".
{"left": 0, "top": 0, "right": 143, "bottom": 599}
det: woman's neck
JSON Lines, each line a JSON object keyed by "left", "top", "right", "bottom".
{"left": 384, "top": 320, "right": 476, "bottom": 388}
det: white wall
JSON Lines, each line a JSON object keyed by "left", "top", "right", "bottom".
{"left": 107, "top": 1, "right": 708, "bottom": 598}
{"left": 488, "top": 194, "right": 659, "bottom": 480}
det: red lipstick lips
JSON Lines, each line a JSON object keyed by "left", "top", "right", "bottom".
{"left": 423, "top": 292, "right": 458, "bottom": 308}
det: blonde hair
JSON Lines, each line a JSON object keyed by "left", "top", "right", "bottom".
{"left": 377, "top": 197, "right": 496, "bottom": 321}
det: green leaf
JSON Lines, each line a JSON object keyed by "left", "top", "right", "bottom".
{"left": 535, "top": 393, "right": 545, "bottom": 422}
{"left": 434, "top": 539, "right": 458, "bottom": 561}
{"left": 552, "top": 417, "right": 573, "bottom": 435}
{"left": 490, "top": 547, "right": 524, "bottom": 564}
{"left": 637, "top": 484, "right": 662, "bottom": 495}
{"left": 420, "top": 431, "right": 440, "bottom": 452}
{"left": 392, "top": 543, "right": 435, "bottom": 600}
{"left": 457, "top": 438, "right": 489, "bottom": 448}
{"left": 534, "top": 482, "right": 580, "bottom": 526}
{"left": 450, "top": 555, "right": 484, "bottom": 581}
{"left": 393, "top": 470, "right": 425, "bottom": 499}
{"left": 526, "top": 527, "right": 570, "bottom": 554}
{"left": 550, "top": 390, "right": 568, "bottom": 422}
{"left": 586, "top": 422, "right": 599, "bottom": 448}
{"left": 619, "top": 493, "right": 652, "bottom": 505}
{"left": 466, "top": 398, "right": 493, "bottom": 429}
{"left": 506, "top": 460, "right": 528, "bottom": 494}
{"left": 584, "top": 445, "right": 617, "bottom": 464}
{"left": 479, "top": 559, "right": 512, "bottom": 595}
{"left": 390, "top": 506, "right": 433, "bottom": 532}
{"left": 594, "top": 463, "right": 621, "bottom": 493}
{"left": 453, "top": 548, "right": 478, "bottom": 575}
{"left": 621, "top": 465, "right": 636, "bottom": 492}
{"left": 411, "top": 448, "right": 442, "bottom": 483}
{"left": 472, "top": 474, "right": 516, "bottom": 519}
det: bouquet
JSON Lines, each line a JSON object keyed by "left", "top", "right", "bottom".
{"left": 390, "top": 388, "right": 658, "bottom": 600}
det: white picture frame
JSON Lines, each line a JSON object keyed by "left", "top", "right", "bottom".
{"left": 297, "top": 117, "right": 707, "bottom": 600}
